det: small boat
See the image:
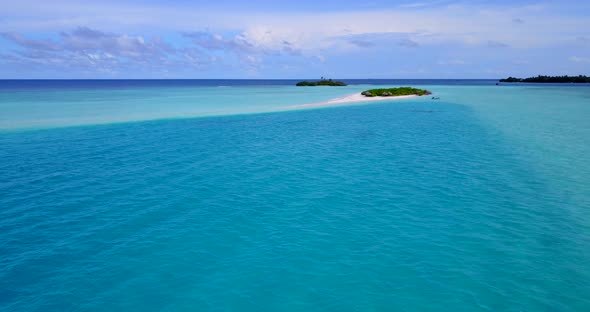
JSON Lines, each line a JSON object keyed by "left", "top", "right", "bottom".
{"left": 431, "top": 97, "right": 440, "bottom": 100}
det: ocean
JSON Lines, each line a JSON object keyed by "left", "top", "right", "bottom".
{"left": 1, "top": 80, "right": 589, "bottom": 311}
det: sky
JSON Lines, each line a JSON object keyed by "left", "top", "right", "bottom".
{"left": 0, "top": 0, "right": 589, "bottom": 79}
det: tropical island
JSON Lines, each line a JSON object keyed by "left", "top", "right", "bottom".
{"left": 361, "top": 87, "right": 432, "bottom": 97}
{"left": 499, "top": 75, "right": 590, "bottom": 83}
{"left": 291, "top": 87, "right": 433, "bottom": 108}
{"left": 296, "top": 78, "right": 347, "bottom": 86}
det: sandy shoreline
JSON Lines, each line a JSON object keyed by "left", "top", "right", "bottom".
{"left": 290, "top": 93, "right": 418, "bottom": 109}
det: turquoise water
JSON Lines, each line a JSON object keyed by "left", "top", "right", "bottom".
{"left": 0, "top": 84, "right": 374, "bottom": 130}
{"left": 1, "top": 82, "right": 589, "bottom": 311}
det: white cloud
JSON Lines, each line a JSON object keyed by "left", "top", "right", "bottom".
{"left": 487, "top": 40, "right": 510, "bottom": 48}
{"left": 512, "top": 18, "right": 525, "bottom": 24}
{"left": 512, "top": 60, "right": 530, "bottom": 65}
{"left": 398, "top": 0, "right": 452, "bottom": 8}
{"left": 1, "top": 1, "right": 590, "bottom": 77}
{"left": 1, "top": 1, "right": 588, "bottom": 51}
{"left": 0, "top": 27, "right": 215, "bottom": 74}
{"left": 569, "top": 56, "right": 590, "bottom": 63}
{"left": 438, "top": 59, "right": 467, "bottom": 65}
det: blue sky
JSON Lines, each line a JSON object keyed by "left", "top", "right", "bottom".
{"left": 0, "top": 0, "right": 589, "bottom": 78}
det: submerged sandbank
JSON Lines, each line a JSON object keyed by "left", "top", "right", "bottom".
{"left": 290, "top": 93, "right": 418, "bottom": 109}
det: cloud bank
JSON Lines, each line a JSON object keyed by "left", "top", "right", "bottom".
{"left": 0, "top": 0, "right": 589, "bottom": 78}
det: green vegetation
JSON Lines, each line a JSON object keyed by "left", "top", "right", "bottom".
{"left": 296, "top": 78, "right": 347, "bottom": 86}
{"left": 361, "top": 87, "right": 432, "bottom": 97}
{"left": 499, "top": 75, "right": 590, "bottom": 83}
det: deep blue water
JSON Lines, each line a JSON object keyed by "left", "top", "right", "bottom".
{"left": 1, "top": 81, "right": 589, "bottom": 311}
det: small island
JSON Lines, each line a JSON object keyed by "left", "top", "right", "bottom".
{"left": 296, "top": 78, "right": 347, "bottom": 86}
{"left": 361, "top": 87, "right": 432, "bottom": 97}
{"left": 499, "top": 75, "right": 590, "bottom": 83}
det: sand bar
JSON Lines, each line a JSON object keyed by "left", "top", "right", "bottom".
{"left": 291, "top": 93, "right": 418, "bottom": 109}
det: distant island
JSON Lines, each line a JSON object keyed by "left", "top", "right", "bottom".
{"left": 296, "top": 78, "right": 347, "bottom": 86}
{"left": 499, "top": 75, "right": 590, "bottom": 83}
{"left": 361, "top": 87, "right": 432, "bottom": 97}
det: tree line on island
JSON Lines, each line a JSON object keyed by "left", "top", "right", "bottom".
{"left": 361, "top": 87, "right": 432, "bottom": 97}
{"left": 499, "top": 75, "right": 590, "bottom": 83}
{"left": 296, "top": 77, "right": 347, "bottom": 86}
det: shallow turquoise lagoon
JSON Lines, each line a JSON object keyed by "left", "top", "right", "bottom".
{"left": 1, "top": 82, "right": 589, "bottom": 311}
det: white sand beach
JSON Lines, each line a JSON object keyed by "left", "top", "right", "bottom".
{"left": 291, "top": 93, "right": 418, "bottom": 109}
